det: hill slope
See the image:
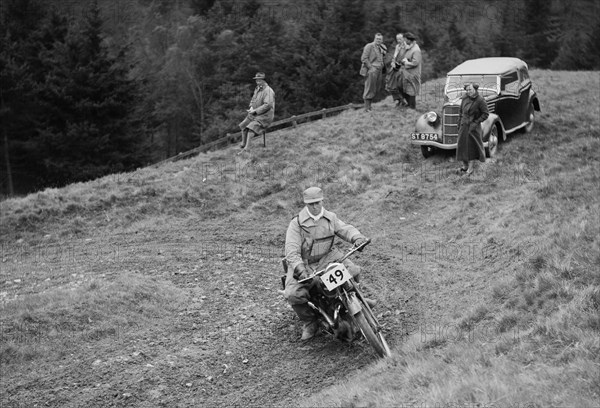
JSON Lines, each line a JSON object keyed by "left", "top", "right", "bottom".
{"left": 1, "top": 70, "right": 599, "bottom": 407}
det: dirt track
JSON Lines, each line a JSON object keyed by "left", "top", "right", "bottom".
{"left": 1, "top": 195, "right": 432, "bottom": 407}
{"left": 2, "top": 140, "right": 521, "bottom": 407}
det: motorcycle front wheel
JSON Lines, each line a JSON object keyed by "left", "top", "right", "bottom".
{"left": 354, "top": 311, "right": 392, "bottom": 358}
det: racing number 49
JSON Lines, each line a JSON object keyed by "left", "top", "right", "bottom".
{"left": 328, "top": 269, "right": 345, "bottom": 285}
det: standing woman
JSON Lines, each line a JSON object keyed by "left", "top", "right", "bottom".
{"left": 456, "top": 83, "right": 489, "bottom": 175}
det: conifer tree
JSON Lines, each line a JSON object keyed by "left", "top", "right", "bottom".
{"left": 551, "top": 0, "right": 600, "bottom": 69}
{"left": 522, "top": 0, "right": 557, "bottom": 67}
{"left": 37, "top": 0, "right": 141, "bottom": 185}
{"left": 0, "top": 0, "right": 64, "bottom": 194}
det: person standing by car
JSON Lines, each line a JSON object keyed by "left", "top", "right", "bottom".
{"left": 400, "top": 32, "right": 422, "bottom": 109}
{"left": 360, "top": 33, "right": 387, "bottom": 112}
{"left": 385, "top": 33, "right": 408, "bottom": 108}
{"left": 284, "top": 187, "right": 371, "bottom": 340}
{"left": 238, "top": 72, "right": 275, "bottom": 154}
{"left": 456, "top": 83, "right": 489, "bottom": 175}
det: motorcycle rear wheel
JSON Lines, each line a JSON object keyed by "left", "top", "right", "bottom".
{"left": 354, "top": 311, "right": 391, "bottom": 358}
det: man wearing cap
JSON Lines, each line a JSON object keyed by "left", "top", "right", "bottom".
{"left": 238, "top": 72, "right": 275, "bottom": 154}
{"left": 284, "top": 187, "right": 370, "bottom": 340}
{"left": 399, "top": 32, "right": 422, "bottom": 109}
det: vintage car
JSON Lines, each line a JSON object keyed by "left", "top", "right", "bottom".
{"left": 411, "top": 57, "right": 541, "bottom": 158}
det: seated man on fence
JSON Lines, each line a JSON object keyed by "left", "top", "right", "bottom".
{"left": 238, "top": 72, "right": 275, "bottom": 154}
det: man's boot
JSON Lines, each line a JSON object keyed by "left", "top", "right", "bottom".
{"left": 301, "top": 321, "right": 319, "bottom": 340}
{"left": 354, "top": 280, "right": 377, "bottom": 308}
{"left": 292, "top": 304, "right": 318, "bottom": 340}
{"left": 363, "top": 297, "right": 377, "bottom": 308}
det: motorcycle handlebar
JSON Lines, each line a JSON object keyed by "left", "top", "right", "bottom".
{"left": 355, "top": 238, "right": 371, "bottom": 252}
{"left": 297, "top": 238, "right": 372, "bottom": 284}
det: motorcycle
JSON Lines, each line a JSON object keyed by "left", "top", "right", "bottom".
{"left": 292, "top": 239, "right": 392, "bottom": 358}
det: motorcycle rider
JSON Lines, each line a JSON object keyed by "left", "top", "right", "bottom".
{"left": 284, "top": 186, "right": 372, "bottom": 340}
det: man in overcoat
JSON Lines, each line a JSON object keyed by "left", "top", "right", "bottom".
{"left": 284, "top": 187, "right": 369, "bottom": 340}
{"left": 360, "top": 33, "right": 387, "bottom": 112}
{"left": 385, "top": 33, "right": 408, "bottom": 107}
{"left": 400, "top": 32, "right": 422, "bottom": 109}
{"left": 238, "top": 72, "right": 275, "bottom": 154}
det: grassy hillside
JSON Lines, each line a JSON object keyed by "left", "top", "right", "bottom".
{"left": 1, "top": 70, "right": 599, "bottom": 407}
{"left": 302, "top": 71, "right": 600, "bottom": 407}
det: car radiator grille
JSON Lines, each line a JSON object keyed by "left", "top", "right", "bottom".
{"left": 443, "top": 105, "right": 460, "bottom": 144}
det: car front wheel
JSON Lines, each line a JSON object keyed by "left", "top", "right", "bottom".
{"left": 524, "top": 103, "right": 535, "bottom": 133}
{"left": 485, "top": 125, "right": 499, "bottom": 158}
{"left": 421, "top": 145, "right": 435, "bottom": 158}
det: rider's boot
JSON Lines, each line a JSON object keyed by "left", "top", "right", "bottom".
{"left": 363, "top": 297, "right": 377, "bottom": 308}
{"left": 292, "top": 303, "right": 319, "bottom": 340}
{"left": 301, "top": 321, "right": 319, "bottom": 340}
{"left": 354, "top": 279, "right": 377, "bottom": 308}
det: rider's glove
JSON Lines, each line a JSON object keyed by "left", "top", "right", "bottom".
{"left": 293, "top": 264, "right": 308, "bottom": 280}
{"left": 354, "top": 237, "right": 369, "bottom": 251}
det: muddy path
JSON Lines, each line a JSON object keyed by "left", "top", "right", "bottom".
{"left": 1, "top": 158, "right": 475, "bottom": 407}
{"left": 2, "top": 209, "right": 434, "bottom": 407}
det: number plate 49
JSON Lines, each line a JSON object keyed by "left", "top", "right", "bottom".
{"left": 320, "top": 263, "right": 352, "bottom": 291}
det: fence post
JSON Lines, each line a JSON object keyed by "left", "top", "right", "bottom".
{"left": 321, "top": 108, "right": 327, "bottom": 119}
{"left": 292, "top": 115, "right": 297, "bottom": 127}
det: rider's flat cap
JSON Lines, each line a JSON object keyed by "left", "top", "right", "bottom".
{"left": 303, "top": 187, "right": 323, "bottom": 204}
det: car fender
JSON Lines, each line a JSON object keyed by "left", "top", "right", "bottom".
{"left": 529, "top": 90, "right": 541, "bottom": 112}
{"left": 482, "top": 113, "right": 505, "bottom": 142}
{"left": 414, "top": 111, "right": 442, "bottom": 133}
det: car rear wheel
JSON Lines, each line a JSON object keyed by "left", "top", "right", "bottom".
{"left": 524, "top": 103, "right": 535, "bottom": 133}
{"left": 421, "top": 145, "right": 435, "bottom": 158}
{"left": 485, "top": 125, "right": 498, "bottom": 158}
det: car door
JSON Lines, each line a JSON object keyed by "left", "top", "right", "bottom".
{"left": 496, "top": 70, "right": 528, "bottom": 132}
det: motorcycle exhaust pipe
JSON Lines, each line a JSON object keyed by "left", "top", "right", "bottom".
{"left": 307, "top": 301, "right": 336, "bottom": 328}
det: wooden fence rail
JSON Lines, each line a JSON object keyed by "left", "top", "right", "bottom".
{"left": 152, "top": 102, "right": 363, "bottom": 167}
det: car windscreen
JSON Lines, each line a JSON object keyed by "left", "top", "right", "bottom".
{"left": 445, "top": 75, "right": 499, "bottom": 100}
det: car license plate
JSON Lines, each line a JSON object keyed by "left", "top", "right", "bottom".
{"left": 320, "top": 264, "right": 352, "bottom": 291}
{"left": 411, "top": 133, "right": 438, "bottom": 141}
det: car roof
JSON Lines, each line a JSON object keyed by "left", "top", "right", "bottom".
{"left": 447, "top": 57, "right": 528, "bottom": 76}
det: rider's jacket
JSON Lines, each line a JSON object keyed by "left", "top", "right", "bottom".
{"left": 285, "top": 206, "right": 365, "bottom": 272}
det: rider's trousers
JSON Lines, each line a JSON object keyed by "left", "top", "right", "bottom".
{"left": 291, "top": 304, "right": 317, "bottom": 322}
